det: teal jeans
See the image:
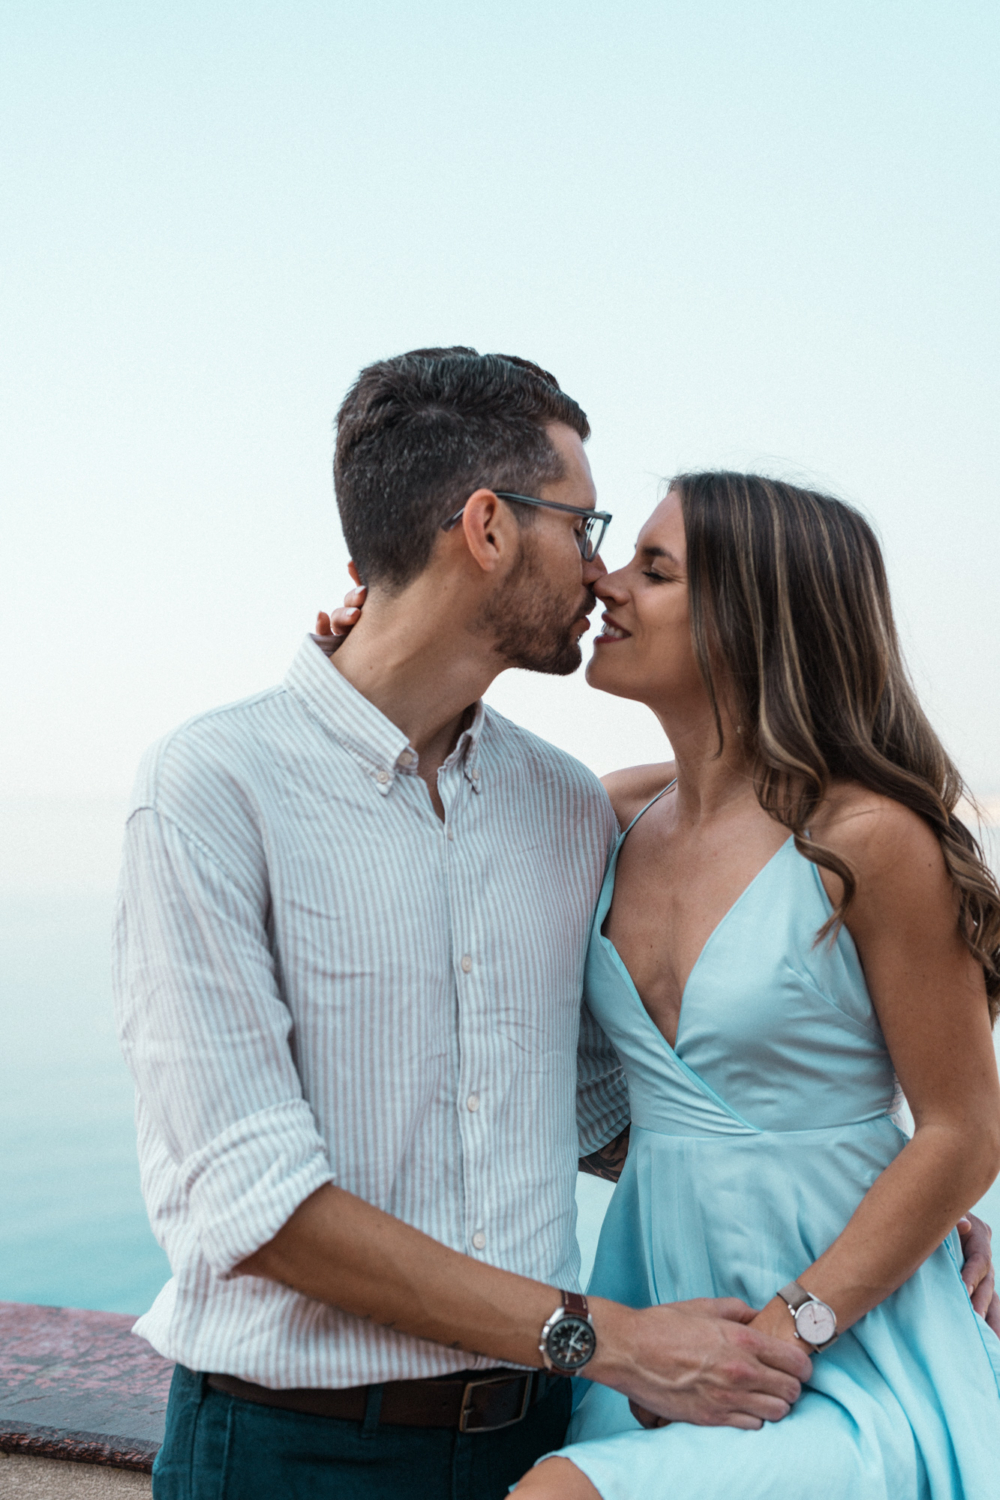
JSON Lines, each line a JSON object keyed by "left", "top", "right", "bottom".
{"left": 152, "top": 1365, "right": 573, "bottom": 1500}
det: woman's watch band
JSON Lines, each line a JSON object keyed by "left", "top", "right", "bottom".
{"left": 778, "top": 1280, "right": 838, "bottom": 1349}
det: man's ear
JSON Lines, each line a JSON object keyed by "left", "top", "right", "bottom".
{"left": 459, "top": 490, "right": 516, "bottom": 575}
{"left": 347, "top": 560, "right": 361, "bottom": 587}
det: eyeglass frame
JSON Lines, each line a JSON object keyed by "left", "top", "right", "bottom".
{"left": 441, "top": 491, "right": 612, "bottom": 561}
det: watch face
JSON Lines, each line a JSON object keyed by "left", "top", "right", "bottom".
{"left": 795, "top": 1299, "right": 836, "bottom": 1345}
{"left": 547, "top": 1314, "right": 597, "bottom": 1372}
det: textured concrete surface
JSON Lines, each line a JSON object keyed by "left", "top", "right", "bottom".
{"left": 0, "top": 1304, "right": 171, "bottom": 1471}
{"left": 0, "top": 1451, "right": 152, "bottom": 1496}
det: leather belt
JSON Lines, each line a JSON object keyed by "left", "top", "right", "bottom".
{"left": 206, "top": 1368, "right": 566, "bottom": 1434}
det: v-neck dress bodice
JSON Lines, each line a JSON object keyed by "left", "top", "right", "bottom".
{"left": 551, "top": 822, "right": 1000, "bottom": 1500}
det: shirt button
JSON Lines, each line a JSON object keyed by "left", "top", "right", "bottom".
{"left": 472, "top": 1230, "right": 486, "bottom": 1250}
{"left": 460, "top": 954, "right": 473, "bottom": 973}
{"left": 466, "top": 1093, "right": 480, "bottom": 1112}
{"left": 470, "top": 768, "right": 480, "bottom": 781}
{"left": 447, "top": 828, "right": 455, "bottom": 841}
{"left": 399, "top": 749, "right": 415, "bottom": 767}
{"left": 376, "top": 770, "right": 390, "bottom": 784}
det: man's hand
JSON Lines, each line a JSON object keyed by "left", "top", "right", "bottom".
{"left": 239, "top": 1185, "right": 807, "bottom": 1431}
{"left": 589, "top": 1296, "right": 810, "bottom": 1431}
{"left": 958, "top": 1213, "right": 999, "bottom": 1333}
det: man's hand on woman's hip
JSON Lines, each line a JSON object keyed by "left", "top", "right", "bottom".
{"left": 958, "top": 1213, "right": 999, "bottom": 1333}
{"left": 238, "top": 1185, "right": 808, "bottom": 1430}
{"left": 619, "top": 1209, "right": 997, "bottom": 1431}
{"left": 585, "top": 1296, "right": 809, "bottom": 1431}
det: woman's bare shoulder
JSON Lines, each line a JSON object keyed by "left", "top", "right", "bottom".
{"left": 601, "top": 761, "right": 677, "bottom": 828}
{"left": 812, "top": 782, "right": 949, "bottom": 900}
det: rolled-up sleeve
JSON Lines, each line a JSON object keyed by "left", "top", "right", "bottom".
{"left": 113, "top": 806, "right": 333, "bottom": 1276}
{"left": 576, "top": 998, "right": 629, "bottom": 1155}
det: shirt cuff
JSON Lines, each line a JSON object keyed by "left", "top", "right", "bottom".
{"left": 180, "top": 1099, "right": 334, "bottom": 1277}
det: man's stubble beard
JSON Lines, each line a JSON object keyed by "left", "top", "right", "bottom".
{"left": 476, "top": 536, "right": 593, "bottom": 677}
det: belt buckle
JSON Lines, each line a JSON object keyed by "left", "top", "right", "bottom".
{"left": 458, "top": 1373, "right": 533, "bottom": 1434}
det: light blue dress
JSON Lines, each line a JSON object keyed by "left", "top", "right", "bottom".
{"left": 554, "top": 796, "right": 1000, "bottom": 1500}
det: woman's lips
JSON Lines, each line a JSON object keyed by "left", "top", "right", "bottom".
{"left": 594, "top": 614, "right": 631, "bottom": 644}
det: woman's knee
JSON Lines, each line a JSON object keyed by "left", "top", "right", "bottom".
{"left": 513, "top": 1455, "right": 602, "bottom": 1500}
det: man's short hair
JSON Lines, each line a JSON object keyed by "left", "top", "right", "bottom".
{"left": 333, "top": 346, "right": 590, "bottom": 589}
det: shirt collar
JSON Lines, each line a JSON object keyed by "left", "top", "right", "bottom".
{"left": 285, "top": 636, "right": 485, "bottom": 795}
{"left": 446, "top": 698, "right": 486, "bottom": 791}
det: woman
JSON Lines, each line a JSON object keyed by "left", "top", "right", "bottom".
{"left": 322, "top": 470, "right": 1000, "bottom": 1496}
{"left": 511, "top": 473, "right": 1000, "bottom": 1500}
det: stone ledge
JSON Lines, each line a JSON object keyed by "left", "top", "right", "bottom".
{"left": 0, "top": 1303, "right": 172, "bottom": 1475}
{"left": 0, "top": 1424, "right": 158, "bottom": 1473}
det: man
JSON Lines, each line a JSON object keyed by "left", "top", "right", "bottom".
{"left": 114, "top": 348, "right": 994, "bottom": 1500}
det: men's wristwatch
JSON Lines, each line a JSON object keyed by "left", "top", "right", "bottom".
{"left": 539, "top": 1291, "right": 597, "bottom": 1374}
{"left": 777, "top": 1281, "right": 838, "bottom": 1349}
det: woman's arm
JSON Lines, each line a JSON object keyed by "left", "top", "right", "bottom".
{"left": 749, "top": 794, "right": 1000, "bottom": 1350}
{"left": 580, "top": 1125, "right": 631, "bottom": 1181}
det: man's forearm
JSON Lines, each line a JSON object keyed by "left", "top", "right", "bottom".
{"left": 236, "top": 1179, "right": 810, "bottom": 1429}
{"left": 238, "top": 1181, "right": 571, "bottom": 1369}
{"left": 579, "top": 1125, "right": 630, "bottom": 1183}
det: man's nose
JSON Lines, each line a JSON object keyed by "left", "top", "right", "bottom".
{"left": 583, "top": 552, "right": 608, "bottom": 587}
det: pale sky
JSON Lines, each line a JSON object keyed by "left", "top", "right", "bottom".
{"left": 2, "top": 1, "right": 998, "bottom": 805}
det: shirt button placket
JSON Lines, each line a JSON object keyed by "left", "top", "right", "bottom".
{"left": 449, "top": 769, "right": 487, "bottom": 1265}
{"left": 459, "top": 954, "right": 484, "bottom": 1252}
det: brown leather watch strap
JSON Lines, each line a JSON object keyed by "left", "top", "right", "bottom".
{"left": 561, "top": 1290, "right": 589, "bottom": 1316}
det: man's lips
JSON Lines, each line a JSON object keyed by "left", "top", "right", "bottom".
{"left": 594, "top": 612, "right": 631, "bottom": 643}
{"left": 572, "top": 592, "right": 598, "bottom": 631}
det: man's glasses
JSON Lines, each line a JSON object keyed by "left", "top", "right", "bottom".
{"left": 441, "top": 492, "right": 612, "bottom": 561}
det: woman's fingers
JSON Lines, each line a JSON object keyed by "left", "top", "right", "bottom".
{"left": 326, "top": 584, "right": 367, "bottom": 637}
{"left": 330, "top": 606, "right": 360, "bottom": 636}
{"left": 316, "top": 584, "right": 367, "bottom": 639}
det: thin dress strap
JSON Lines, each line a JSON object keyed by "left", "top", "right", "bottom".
{"left": 620, "top": 778, "right": 677, "bottom": 839}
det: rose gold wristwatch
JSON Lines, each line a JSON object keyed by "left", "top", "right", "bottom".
{"left": 777, "top": 1281, "right": 838, "bottom": 1349}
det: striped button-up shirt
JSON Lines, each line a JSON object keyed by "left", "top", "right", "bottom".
{"left": 114, "top": 635, "right": 626, "bottom": 1388}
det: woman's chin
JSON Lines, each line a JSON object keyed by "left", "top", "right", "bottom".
{"left": 585, "top": 650, "right": 644, "bottom": 700}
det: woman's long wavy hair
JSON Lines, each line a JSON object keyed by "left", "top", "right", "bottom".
{"left": 673, "top": 471, "right": 1000, "bottom": 1023}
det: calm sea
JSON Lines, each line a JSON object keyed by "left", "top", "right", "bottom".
{"left": 0, "top": 876, "right": 612, "bottom": 1315}
{"left": 1, "top": 798, "right": 997, "bottom": 1318}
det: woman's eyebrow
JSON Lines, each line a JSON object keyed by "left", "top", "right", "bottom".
{"left": 639, "top": 544, "right": 681, "bottom": 566}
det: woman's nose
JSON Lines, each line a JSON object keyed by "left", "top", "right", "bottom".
{"left": 594, "top": 567, "right": 628, "bottom": 602}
